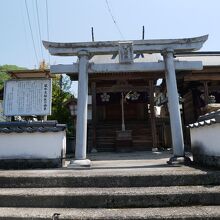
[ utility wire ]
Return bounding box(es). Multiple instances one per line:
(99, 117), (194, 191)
(24, 0), (38, 66)
(35, 0), (44, 60)
(20, 2), (32, 67)
(105, 0), (125, 40)
(46, 0), (50, 64)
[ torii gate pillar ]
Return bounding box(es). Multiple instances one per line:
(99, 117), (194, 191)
(162, 49), (185, 163)
(69, 51), (91, 168)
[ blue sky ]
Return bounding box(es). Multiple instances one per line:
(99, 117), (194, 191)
(1, 0), (220, 69)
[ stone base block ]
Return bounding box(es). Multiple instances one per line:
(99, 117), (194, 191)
(68, 159), (91, 169)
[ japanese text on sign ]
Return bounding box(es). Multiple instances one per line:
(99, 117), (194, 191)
(3, 79), (52, 116)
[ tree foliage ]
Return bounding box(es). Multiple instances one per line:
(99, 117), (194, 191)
(48, 75), (74, 136)
(0, 65), (26, 90)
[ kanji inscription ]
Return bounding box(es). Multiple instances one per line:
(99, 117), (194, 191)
(119, 42), (134, 64)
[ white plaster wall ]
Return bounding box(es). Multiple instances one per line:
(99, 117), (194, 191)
(0, 131), (66, 159)
(190, 124), (220, 156)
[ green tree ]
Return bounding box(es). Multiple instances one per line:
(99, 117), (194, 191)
(48, 74), (74, 136)
(0, 65), (26, 89)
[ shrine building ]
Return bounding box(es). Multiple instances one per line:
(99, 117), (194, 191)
(68, 53), (220, 153)
(69, 53), (162, 152)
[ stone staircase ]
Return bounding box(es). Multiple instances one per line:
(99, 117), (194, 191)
(0, 167), (220, 219)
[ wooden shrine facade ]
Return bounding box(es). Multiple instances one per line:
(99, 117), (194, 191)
(180, 65), (220, 124)
(180, 64), (220, 147)
(69, 67), (161, 152)
(66, 54), (220, 152)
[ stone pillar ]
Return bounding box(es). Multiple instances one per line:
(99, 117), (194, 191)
(69, 51), (91, 168)
(162, 49), (184, 157)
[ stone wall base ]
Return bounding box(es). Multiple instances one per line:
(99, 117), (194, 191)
(0, 158), (63, 169)
(193, 154), (220, 168)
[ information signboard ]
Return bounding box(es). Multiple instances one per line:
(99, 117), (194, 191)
(4, 79), (52, 116)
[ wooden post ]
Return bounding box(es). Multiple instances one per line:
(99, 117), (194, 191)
(121, 92), (125, 131)
(142, 26), (145, 40)
(149, 80), (158, 150)
(91, 27), (94, 42)
(203, 81), (209, 105)
(91, 81), (97, 152)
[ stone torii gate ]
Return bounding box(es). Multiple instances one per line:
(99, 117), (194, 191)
(43, 35), (208, 168)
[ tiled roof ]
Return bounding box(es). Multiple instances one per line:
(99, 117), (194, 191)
(188, 119), (217, 128)
(188, 110), (220, 128)
(0, 121), (66, 133)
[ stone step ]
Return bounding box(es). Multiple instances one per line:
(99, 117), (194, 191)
(0, 170), (220, 188)
(0, 206), (220, 219)
(0, 186), (220, 208)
